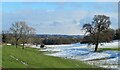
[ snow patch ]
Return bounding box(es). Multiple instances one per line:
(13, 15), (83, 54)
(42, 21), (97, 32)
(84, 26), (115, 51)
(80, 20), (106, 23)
(37, 40), (120, 68)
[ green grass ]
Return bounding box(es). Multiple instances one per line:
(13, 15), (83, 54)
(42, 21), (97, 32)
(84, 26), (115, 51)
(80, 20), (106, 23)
(99, 48), (120, 51)
(2, 45), (95, 68)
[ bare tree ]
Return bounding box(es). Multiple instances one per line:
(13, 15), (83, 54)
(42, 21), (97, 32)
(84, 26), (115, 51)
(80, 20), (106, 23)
(82, 15), (111, 52)
(10, 22), (23, 48)
(20, 22), (35, 49)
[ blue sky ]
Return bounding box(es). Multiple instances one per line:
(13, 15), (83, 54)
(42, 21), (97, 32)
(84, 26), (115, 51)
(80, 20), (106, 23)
(2, 2), (118, 35)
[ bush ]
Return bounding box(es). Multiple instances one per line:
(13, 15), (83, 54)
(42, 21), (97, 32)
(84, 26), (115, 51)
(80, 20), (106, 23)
(40, 44), (45, 48)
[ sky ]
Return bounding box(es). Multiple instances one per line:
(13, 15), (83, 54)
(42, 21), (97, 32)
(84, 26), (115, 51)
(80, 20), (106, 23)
(1, 0), (120, 2)
(1, 2), (118, 35)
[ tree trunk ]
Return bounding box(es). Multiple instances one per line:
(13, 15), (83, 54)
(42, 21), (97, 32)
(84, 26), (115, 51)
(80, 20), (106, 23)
(94, 31), (100, 52)
(15, 43), (17, 48)
(94, 43), (99, 52)
(15, 39), (18, 48)
(22, 42), (25, 49)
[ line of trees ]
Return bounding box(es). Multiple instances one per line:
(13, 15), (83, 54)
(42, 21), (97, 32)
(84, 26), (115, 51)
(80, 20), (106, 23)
(42, 37), (81, 45)
(2, 26), (120, 47)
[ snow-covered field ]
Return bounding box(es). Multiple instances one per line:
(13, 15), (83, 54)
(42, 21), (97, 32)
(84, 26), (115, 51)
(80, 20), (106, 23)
(31, 40), (119, 69)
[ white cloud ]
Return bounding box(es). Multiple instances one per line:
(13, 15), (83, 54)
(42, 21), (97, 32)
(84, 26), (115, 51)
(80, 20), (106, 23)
(3, 10), (88, 35)
(3, 9), (118, 35)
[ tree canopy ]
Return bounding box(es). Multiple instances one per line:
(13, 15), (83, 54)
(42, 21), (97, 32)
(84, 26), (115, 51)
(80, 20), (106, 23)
(82, 15), (111, 52)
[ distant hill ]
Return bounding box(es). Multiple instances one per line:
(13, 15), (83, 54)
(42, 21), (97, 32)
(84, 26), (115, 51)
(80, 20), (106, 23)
(35, 34), (84, 39)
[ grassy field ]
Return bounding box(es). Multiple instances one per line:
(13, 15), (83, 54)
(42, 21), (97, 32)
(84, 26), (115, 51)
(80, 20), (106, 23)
(2, 45), (95, 68)
(99, 48), (120, 51)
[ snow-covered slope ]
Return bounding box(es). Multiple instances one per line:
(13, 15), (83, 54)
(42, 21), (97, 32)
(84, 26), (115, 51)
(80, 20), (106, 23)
(32, 40), (119, 68)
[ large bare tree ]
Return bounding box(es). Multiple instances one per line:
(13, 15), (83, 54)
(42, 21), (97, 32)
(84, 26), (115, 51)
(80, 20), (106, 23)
(82, 15), (111, 52)
(10, 22), (23, 48)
